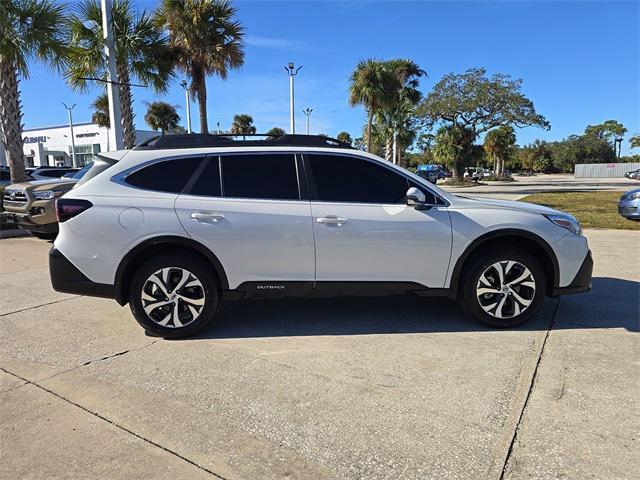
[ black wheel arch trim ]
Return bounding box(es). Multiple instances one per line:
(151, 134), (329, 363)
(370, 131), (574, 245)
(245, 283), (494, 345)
(448, 229), (561, 297)
(114, 235), (229, 305)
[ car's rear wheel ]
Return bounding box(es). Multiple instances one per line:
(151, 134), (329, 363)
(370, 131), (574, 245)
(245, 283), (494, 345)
(460, 247), (546, 328)
(129, 254), (220, 338)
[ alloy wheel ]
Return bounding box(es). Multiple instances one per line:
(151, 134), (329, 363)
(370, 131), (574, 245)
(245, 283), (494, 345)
(140, 267), (205, 328)
(476, 261), (536, 319)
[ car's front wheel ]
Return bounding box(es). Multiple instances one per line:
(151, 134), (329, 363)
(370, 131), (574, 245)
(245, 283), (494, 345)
(460, 247), (546, 328)
(129, 253), (220, 338)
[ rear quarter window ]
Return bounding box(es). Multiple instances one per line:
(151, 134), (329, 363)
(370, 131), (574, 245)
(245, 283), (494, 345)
(76, 157), (117, 187)
(125, 157), (204, 193)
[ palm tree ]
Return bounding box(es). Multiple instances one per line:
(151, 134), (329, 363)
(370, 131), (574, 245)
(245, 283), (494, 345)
(1, 0), (68, 183)
(67, 0), (174, 148)
(336, 131), (353, 145)
(366, 60), (425, 163)
(484, 125), (516, 175)
(230, 114), (256, 138)
(376, 98), (419, 165)
(266, 127), (285, 137)
(91, 93), (110, 128)
(156, 0), (244, 134)
(433, 124), (476, 180)
(350, 59), (425, 156)
(144, 101), (181, 134)
(349, 59), (389, 152)
(386, 59), (425, 105)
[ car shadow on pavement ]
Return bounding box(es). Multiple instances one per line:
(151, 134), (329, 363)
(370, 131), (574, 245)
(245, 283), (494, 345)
(192, 277), (638, 339)
(553, 277), (639, 332)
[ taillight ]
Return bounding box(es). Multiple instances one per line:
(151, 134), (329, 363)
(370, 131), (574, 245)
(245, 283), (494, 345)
(56, 198), (93, 223)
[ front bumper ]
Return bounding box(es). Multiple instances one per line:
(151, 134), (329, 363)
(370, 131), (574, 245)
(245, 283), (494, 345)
(1, 211), (58, 233)
(49, 248), (115, 298)
(551, 250), (593, 296)
(617, 200), (640, 219)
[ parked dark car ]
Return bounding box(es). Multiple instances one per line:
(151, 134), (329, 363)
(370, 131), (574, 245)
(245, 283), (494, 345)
(29, 167), (78, 181)
(416, 164), (445, 184)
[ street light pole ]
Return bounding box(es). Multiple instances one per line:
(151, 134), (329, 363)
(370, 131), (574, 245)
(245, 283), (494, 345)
(302, 108), (313, 135)
(63, 103), (77, 167)
(284, 63), (302, 134)
(180, 80), (192, 133)
(101, 0), (124, 150)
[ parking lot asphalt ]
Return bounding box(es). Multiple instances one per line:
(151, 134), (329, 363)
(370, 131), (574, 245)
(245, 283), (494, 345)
(0, 230), (638, 480)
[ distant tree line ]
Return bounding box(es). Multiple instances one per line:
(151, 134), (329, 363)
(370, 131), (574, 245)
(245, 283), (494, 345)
(406, 120), (638, 175)
(512, 120), (637, 173)
(348, 64), (638, 178)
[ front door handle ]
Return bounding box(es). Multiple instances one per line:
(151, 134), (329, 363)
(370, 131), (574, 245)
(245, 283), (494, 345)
(190, 212), (225, 223)
(316, 215), (348, 226)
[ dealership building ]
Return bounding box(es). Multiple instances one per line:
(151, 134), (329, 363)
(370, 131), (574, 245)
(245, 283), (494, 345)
(0, 122), (156, 168)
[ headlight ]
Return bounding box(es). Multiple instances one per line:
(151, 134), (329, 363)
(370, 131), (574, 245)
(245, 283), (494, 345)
(33, 190), (63, 200)
(545, 214), (582, 235)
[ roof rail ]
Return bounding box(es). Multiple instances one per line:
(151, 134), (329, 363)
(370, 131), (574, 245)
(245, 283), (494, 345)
(133, 133), (355, 150)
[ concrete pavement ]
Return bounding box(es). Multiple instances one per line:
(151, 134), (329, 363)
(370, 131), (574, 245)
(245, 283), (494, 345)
(439, 173), (639, 200)
(0, 230), (638, 479)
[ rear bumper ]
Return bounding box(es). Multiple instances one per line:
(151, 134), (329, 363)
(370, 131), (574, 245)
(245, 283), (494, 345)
(49, 247), (115, 298)
(551, 250), (593, 296)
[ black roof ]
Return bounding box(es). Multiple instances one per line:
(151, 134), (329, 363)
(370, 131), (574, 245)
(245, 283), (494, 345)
(134, 133), (354, 150)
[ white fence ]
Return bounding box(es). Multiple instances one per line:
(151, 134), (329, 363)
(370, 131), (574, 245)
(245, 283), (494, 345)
(574, 162), (640, 178)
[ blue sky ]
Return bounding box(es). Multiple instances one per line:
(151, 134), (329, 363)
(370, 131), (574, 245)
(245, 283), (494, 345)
(22, 0), (640, 154)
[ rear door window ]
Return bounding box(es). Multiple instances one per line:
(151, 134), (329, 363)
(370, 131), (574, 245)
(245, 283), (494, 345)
(221, 154), (299, 200)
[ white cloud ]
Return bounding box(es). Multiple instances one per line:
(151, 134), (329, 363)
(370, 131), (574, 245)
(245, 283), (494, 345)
(245, 35), (311, 50)
(245, 35), (294, 48)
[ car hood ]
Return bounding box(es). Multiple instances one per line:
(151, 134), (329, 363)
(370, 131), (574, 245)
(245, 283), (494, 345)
(620, 188), (640, 200)
(453, 195), (567, 216)
(7, 178), (77, 191)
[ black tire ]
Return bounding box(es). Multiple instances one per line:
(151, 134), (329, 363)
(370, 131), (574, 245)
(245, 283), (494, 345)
(460, 247), (546, 328)
(129, 253), (220, 338)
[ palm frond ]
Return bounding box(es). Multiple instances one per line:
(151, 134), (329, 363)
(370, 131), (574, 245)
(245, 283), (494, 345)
(1, 0), (70, 77)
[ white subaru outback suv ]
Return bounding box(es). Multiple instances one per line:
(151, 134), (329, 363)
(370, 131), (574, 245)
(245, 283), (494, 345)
(50, 134), (592, 338)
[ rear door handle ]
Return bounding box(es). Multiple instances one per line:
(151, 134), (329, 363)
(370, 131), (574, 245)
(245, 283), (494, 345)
(190, 212), (224, 223)
(316, 215), (348, 226)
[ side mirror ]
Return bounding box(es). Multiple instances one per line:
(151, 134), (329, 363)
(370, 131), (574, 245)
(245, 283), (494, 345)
(406, 187), (426, 206)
